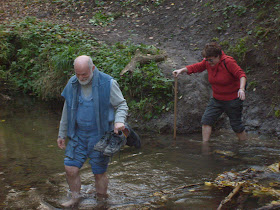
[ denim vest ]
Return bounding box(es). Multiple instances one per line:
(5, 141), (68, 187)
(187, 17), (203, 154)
(61, 68), (114, 142)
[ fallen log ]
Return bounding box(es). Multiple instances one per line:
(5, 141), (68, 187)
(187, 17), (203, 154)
(120, 49), (167, 76)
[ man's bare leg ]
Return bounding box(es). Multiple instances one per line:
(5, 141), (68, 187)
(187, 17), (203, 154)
(62, 166), (81, 207)
(236, 130), (247, 141)
(95, 173), (108, 199)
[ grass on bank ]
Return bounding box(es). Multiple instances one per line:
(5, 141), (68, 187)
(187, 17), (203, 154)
(0, 17), (173, 120)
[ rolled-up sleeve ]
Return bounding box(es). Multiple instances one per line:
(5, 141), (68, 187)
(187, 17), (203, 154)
(110, 80), (128, 123)
(58, 101), (68, 138)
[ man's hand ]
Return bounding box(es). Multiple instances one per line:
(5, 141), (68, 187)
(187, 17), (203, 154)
(57, 138), (66, 149)
(114, 122), (125, 134)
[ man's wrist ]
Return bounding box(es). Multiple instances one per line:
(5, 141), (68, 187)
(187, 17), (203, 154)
(58, 136), (65, 140)
(239, 88), (245, 91)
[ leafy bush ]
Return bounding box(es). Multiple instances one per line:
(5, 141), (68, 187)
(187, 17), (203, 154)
(0, 17), (97, 98)
(91, 42), (173, 119)
(0, 17), (173, 120)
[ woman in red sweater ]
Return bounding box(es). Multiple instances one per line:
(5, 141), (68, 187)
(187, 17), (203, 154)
(173, 42), (247, 143)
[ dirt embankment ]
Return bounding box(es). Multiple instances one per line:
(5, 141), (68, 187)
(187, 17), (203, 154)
(1, 0), (279, 137)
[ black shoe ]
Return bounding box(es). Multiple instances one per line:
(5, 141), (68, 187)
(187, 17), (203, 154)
(125, 124), (141, 149)
(94, 131), (112, 152)
(103, 131), (126, 157)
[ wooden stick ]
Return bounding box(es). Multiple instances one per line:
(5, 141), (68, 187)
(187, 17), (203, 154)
(162, 183), (203, 194)
(217, 182), (243, 210)
(173, 77), (178, 139)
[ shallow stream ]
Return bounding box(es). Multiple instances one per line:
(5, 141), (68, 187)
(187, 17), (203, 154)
(0, 97), (279, 209)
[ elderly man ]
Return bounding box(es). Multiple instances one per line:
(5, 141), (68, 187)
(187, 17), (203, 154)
(57, 55), (128, 207)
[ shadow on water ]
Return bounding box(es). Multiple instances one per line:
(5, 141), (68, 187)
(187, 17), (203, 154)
(0, 97), (279, 209)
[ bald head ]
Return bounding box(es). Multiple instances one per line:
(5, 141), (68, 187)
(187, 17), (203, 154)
(74, 55), (95, 85)
(73, 55), (94, 70)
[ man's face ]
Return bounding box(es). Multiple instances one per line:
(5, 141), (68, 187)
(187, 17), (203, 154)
(75, 65), (93, 85)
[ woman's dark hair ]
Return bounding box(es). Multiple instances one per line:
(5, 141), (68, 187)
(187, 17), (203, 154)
(202, 42), (222, 58)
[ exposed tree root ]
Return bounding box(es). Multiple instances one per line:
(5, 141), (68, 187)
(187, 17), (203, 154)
(120, 49), (167, 76)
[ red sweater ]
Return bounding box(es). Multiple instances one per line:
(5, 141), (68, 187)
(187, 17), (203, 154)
(186, 52), (246, 101)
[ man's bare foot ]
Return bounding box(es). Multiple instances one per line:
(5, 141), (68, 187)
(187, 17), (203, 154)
(61, 198), (79, 208)
(96, 193), (109, 208)
(96, 193), (108, 201)
(236, 130), (247, 141)
(61, 192), (81, 208)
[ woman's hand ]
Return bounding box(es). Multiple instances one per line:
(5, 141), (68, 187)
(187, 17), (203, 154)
(239, 77), (246, 100)
(173, 67), (187, 77)
(238, 89), (246, 100)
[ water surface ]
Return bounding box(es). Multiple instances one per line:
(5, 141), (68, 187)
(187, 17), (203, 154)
(0, 97), (279, 209)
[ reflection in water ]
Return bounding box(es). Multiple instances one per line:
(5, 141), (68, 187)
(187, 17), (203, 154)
(0, 98), (279, 209)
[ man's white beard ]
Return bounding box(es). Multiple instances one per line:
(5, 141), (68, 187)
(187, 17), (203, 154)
(78, 70), (93, 86)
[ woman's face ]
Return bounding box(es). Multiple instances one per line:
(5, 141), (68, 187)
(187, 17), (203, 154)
(205, 56), (220, 66)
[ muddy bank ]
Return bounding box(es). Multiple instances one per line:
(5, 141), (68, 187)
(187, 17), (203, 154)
(1, 0), (279, 138)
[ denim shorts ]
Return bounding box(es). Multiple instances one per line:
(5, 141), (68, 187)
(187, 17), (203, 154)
(201, 97), (245, 133)
(64, 138), (110, 174)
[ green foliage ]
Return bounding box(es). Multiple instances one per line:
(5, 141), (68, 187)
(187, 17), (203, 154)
(120, 61), (173, 120)
(254, 26), (270, 39)
(0, 17), (173, 120)
(251, 0), (269, 7)
(220, 37), (248, 63)
(244, 66), (252, 74)
(274, 57), (280, 75)
(119, 0), (165, 7)
(0, 31), (15, 71)
(0, 17), (97, 98)
(152, 0), (165, 6)
(275, 110), (280, 118)
(205, 2), (247, 19)
(206, 0), (279, 45)
(211, 37), (220, 42)
(222, 4), (247, 18)
(90, 42), (173, 120)
(247, 81), (257, 90)
(94, 0), (107, 7)
(203, 0), (214, 7)
(89, 11), (115, 26)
